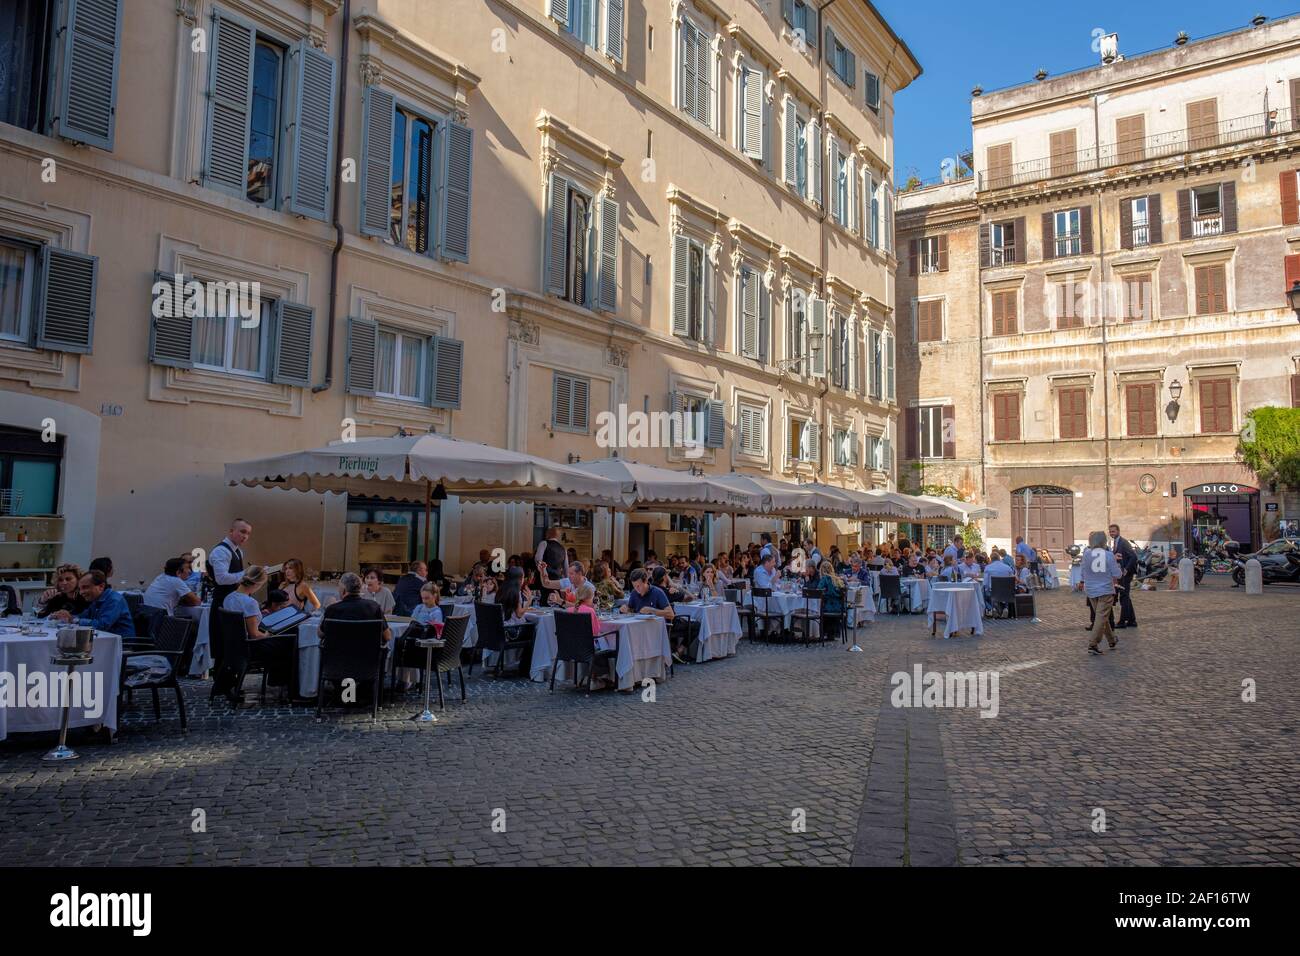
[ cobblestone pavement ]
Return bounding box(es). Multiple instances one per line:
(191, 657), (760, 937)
(1, 576), (1296, 866)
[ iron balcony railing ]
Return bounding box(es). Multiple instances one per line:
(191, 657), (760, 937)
(979, 108), (1297, 191)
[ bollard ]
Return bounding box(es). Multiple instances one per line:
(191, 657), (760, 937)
(1178, 557), (1195, 591)
(1245, 558), (1263, 595)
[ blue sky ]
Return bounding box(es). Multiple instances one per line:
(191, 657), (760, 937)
(875, 1), (1298, 184)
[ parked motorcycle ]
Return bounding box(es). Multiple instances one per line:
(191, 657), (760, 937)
(1135, 547), (1168, 584)
(1232, 548), (1300, 586)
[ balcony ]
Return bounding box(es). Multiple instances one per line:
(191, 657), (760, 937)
(990, 244), (1017, 265)
(979, 108), (1296, 191)
(1191, 216), (1223, 237)
(1130, 223), (1150, 246)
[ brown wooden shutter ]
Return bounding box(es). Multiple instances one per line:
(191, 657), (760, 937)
(1116, 114), (1145, 163)
(1212, 265), (1227, 313)
(1059, 388), (1087, 439)
(993, 392), (1020, 441)
(1050, 129), (1077, 176)
(991, 291), (1004, 336)
(937, 234), (949, 272)
(1178, 189), (1192, 240)
(1125, 383), (1156, 437)
(1042, 211), (1055, 260)
(1119, 197), (1133, 250)
(1221, 181), (1238, 234)
(1199, 378), (1232, 433)
(1124, 274), (1151, 321)
(978, 223), (991, 268)
(1124, 385), (1140, 436)
(1194, 266), (1210, 315)
(1291, 373), (1300, 408)
(908, 238), (919, 276)
(1187, 98), (1219, 149)
(1013, 217), (1026, 263)
(904, 406), (918, 459)
(1079, 204), (1093, 255)
(1286, 254), (1300, 294)
(1282, 170), (1299, 226)
(941, 404), (956, 458)
(1148, 194), (1162, 244)
(987, 143), (1011, 188)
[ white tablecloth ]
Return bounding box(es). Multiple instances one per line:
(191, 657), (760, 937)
(530, 613), (669, 690)
(741, 590), (812, 629)
(297, 616), (409, 699)
(846, 585), (875, 627)
(0, 625), (121, 741)
(900, 577), (929, 613)
(673, 602), (742, 662)
(927, 585), (984, 639)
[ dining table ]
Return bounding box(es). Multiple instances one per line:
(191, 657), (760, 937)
(0, 621), (122, 742)
(927, 583), (985, 639)
(671, 600), (743, 662)
(530, 611), (671, 690)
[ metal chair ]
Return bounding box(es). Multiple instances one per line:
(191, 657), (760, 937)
(120, 616), (198, 732)
(209, 608), (272, 706)
(551, 611), (615, 692)
(790, 587), (823, 644)
(315, 617), (387, 721)
(749, 587), (784, 643)
(878, 575), (904, 615)
(472, 601), (535, 678)
(989, 576), (1016, 618)
(431, 614), (469, 708)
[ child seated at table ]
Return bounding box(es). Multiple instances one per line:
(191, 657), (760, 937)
(411, 581), (445, 627)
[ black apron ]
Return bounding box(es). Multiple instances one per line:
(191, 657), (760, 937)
(206, 540), (243, 671)
(539, 539), (566, 605)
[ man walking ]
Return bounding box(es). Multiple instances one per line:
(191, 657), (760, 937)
(1109, 523), (1138, 629)
(1082, 531), (1122, 655)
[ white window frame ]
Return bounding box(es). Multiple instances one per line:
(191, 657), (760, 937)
(786, 288), (808, 367)
(193, 299), (273, 379)
(1191, 184), (1223, 237)
(917, 405), (944, 460)
(834, 147), (849, 227)
(0, 238), (37, 346)
(375, 326), (428, 403)
(919, 236), (942, 274)
(1130, 196), (1150, 247)
(787, 415), (812, 463)
(991, 220), (1015, 264)
(1055, 208), (1082, 258)
(795, 113), (809, 197)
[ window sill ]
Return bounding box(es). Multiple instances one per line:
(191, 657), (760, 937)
(149, 365), (303, 416)
(0, 341), (80, 392)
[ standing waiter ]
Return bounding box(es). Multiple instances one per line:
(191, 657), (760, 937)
(1108, 522), (1138, 629)
(534, 525), (566, 607)
(206, 518), (252, 670)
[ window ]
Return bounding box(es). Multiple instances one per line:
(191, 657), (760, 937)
(884, 331), (895, 400)
(677, 393), (707, 447)
(834, 149), (849, 227)
(738, 404), (766, 456)
(1116, 114), (1146, 163)
(1056, 281), (1085, 329)
(1198, 378), (1233, 434)
(1049, 129), (1077, 177)
(824, 23), (855, 87)
(868, 328), (882, 400)
(376, 328), (426, 402)
(544, 172), (617, 311)
(991, 221), (1016, 265)
(565, 0), (596, 47)
(991, 289), (1017, 335)
(868, 434), (886, 471)
(916, 406), (945, 459)
(1130, 197), (1150, 247)
(552, 372), (590, 432)
(865, 71), (880, 113)
(678, 15), (712, 129)
(789, 0), (811, 39)
(246, 41), (285, 205)
(1054, 209), (1082, 257)
(1193, 264), (1227, 315)
(737, 63), (766, 163)
(672, 235), (710, 342)
(916, 236), (947, 274)
(0, 0), (122, 149)
(1123, 274), (1152, 321)
(786, 291), (807, 367)
(795, 116), (808, 196)
(736, 264), (768, 362)
(992, 392), (1020, 441)
(547, 0), (623, 60)
(830, 313), (850, 387)
(194, 298), (272, 378)
(1191, 185), (1223, 236)
(866, 171), (878, 246)
(916, 299), (943, 343)
(832, 428), (857, 467)
(1058, 387), (1088, 439)
(787, 417), (819, 463)
(1125, 383), (1157, 437)
(1186, 98), (1219, 150)
(0, 239), (37, 345)
(986, 143), (1012, 189)
(389, 109), (438, 254)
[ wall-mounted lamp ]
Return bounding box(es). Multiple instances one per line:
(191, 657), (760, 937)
(1287, 281), (1300, 321)
(1165, 379), (1183, 423)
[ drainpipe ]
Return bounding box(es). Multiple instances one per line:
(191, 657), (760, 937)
(1094, 92), (1112, 525)
(814, 0), (839, 486)
(313, 0), (351, 394)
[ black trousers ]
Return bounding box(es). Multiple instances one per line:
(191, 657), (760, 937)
(1115, 571), (1136, 626)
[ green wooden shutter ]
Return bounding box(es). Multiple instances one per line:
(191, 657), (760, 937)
(596, 193), (618, 312)
(742, 67), (763, 159)
(604, 0), (624, 62)
(428, 336), (464, 409)
(544, 172), (569, 296)
(271, 301), (313, 386)
(807, 421), (821, 464)
(148, 272), (193, 368)
(758, 281), (770, 364)
(285, 42), (336, 221)
(705, 399), (725, 448)
(547, 0), (568, 25)
(359, 86), (396, 238)
(345, 316), (378, 395)
(671, 233), (690, 336)
(37, 247), (97, 354)
(203, 9), (255, 196)
(441, 121), (473, 262)
(784, 98), (797, 186)
(54, 0), (122, 150)
(810, 121), (822, 205)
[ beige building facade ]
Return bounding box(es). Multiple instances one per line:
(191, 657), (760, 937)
(0, 0), (919, 589)
(898, 17), (1300, 555)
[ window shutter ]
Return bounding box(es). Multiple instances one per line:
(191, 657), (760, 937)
(203, 9), (255, 196)
(908, 238), (918, 276)
(1221, 181), (1238, 234)
(807, 420), (821, 464)
(1116, 114), (1145, 163)
(547, 0), (568, 24)
(1177, 188), (1192, 240)
(703, 249), (716, 345)
(681, 22), (697, 120)
(1199, 379), (1231, 433)
(742, 68), (763, 160)
(148, 271), (192, 367)
(782, 0), (795, 26)
(359, 85), (396, 238)
(830, 140), (841, 220)
(37, 247), (97, 354)
(1282, 171), (1300, 226)
(866, 173), (877, 245)
(1041, 212), (1055, 260)
(705, 399), (725, 448)
(783, 98), (797, 186)
(54, 0), (122, 150)
(1125, 385), (1140, 437)
(885, 332), (895, 399)
(603, 0), (624, 63)
(990, 291), (1003, 336)
(345, 316), (378, 395)
(671, 233), (690, 336)
(884, 187), (893, 252)
(596, 193), (619, 312)
(1194, 266), (1210, 315)
(758, 282), (771, 364)
(1285, 254), (1300, 293)
(1079, 205), (1093, 255)
(554, 375), (573, 429)
(807, 6), (818, 49)
(1146, 197), (1161, 245)
(428, 336), (464, 409)
(810, 296), (826, 376)
(1013, 217), (1026, 263)
(810, 121), (822, 205)
(1119, 197), (1133, 250)
(824, 24), (835, 60)
(440, 121), (474, 262)
(571, 377), (589, 431)
(882, 436), (891, 473)
(849, 156), (860, 234)
(544, 172), (569, 296)
(1291, 374), (1300, 408)
(740, 267), (758, 358)
(978, 223), (990, 268)
(846, 51), (856, 87)
(285, 43), (336, 222)
(695, 23), (712, 129)
(937, 235), (948, 272)
(866, 71), (879, 112)
(904, 407), (918, 460)
(942, 404), (956, 458)
(271, 301), (313, 386)
(1058, 388), (1086, 439)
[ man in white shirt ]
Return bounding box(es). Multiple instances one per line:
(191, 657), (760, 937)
(960, 555), (982, 580)
(983, 555), (1015, 596)
(206, 518), (251, 670)
(943, 536), (963, 564)
(753, 552), (779, 591)
(143, 556), (201, 614)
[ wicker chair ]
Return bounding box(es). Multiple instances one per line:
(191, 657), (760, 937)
(121, 616), (197, 731)
(315, 617), (387, 721)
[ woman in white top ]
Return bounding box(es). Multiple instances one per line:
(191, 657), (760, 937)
(221, 566), (293, 695)
(362, 569), (396, 614)
(223, 566), (269, 638)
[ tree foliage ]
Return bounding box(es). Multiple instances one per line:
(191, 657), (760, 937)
(1237, 407), (1300, 488)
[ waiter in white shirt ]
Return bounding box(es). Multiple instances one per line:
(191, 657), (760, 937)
(206, 518), (251, 671)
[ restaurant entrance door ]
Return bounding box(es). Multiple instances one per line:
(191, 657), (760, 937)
(1183, 483), (1259, 554)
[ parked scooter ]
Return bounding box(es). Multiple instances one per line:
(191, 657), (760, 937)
(1135, 547), (1168, 584)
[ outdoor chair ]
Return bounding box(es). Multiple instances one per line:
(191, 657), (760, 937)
(878, 575), (904, 615)
(120, 616), (198, 732)
(748, 587), (784, 643)
(989, 577), (1016, 618)
(790, 586), (823, 644)
(315, 617), (387, 722)
(551, 610), (616, 692)
(210, 608), (272, 707)
(472, 601), (535, 678)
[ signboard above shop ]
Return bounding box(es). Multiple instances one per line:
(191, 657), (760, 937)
(1184, 484), (1259, 496)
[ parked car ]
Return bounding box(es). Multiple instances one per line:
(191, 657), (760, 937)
(1230, 537), (1300, 586)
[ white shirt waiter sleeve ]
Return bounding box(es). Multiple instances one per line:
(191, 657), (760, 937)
(210, 539), (244, 586)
